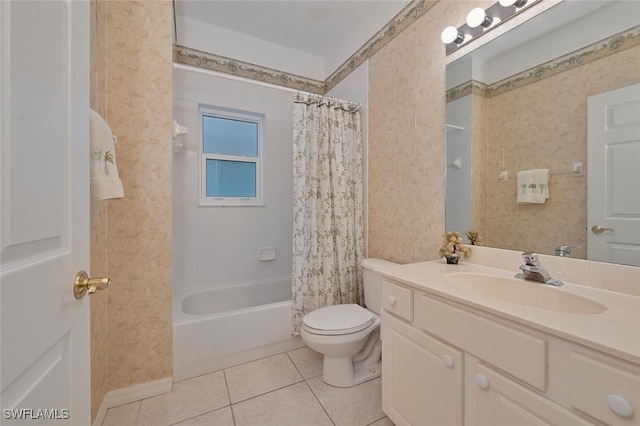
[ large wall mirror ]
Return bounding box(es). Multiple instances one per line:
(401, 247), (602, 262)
(445, 0), (640, 267)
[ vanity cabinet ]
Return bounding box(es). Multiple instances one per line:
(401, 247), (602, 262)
(568, 352), (640, 425)
(472, 362), (590, 425)
(382, 311), (462, 426)
(381, 278), (640, 426)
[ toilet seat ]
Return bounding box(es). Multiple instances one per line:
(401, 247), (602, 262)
(302, 304), (375, 336)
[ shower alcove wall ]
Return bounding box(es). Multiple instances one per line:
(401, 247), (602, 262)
(171, 66), (303, 380)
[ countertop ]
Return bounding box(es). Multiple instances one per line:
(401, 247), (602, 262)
(379, 259), (640, 365)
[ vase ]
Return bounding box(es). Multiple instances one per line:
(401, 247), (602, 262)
(446, 254), (459, 265)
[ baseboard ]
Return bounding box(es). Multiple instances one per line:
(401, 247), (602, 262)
(92, 377), (173, 426)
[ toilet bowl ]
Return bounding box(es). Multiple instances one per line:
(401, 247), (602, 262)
(300, 258), (398, 387)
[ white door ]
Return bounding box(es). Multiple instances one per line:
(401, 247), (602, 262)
(588, 83), (640, 267)
(1, 1), (91, 424)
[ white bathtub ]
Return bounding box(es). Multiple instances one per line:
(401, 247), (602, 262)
(173, 278), (304, 381)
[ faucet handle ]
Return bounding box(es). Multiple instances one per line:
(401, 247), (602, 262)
(522, 252), (539, 266)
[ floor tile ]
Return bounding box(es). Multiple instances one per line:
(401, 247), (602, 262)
(307, 377), (385, 426)
(224, 353), (303, 403)
(136, 371), (230, 426)
(287, 346), (324, 379)
(102, 401), (140, 426)
(232, 382), (333, 426)
(172, 406), (235, 426)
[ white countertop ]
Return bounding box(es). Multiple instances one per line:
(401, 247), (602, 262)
(379, 258), (640, 365)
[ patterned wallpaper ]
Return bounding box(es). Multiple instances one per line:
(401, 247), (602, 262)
(90, 1), (174, 421)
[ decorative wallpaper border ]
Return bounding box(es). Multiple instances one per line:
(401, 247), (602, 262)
(324, 0), (438, 93)
(174, 46), (326, 93)
(447, 24), (640, 103)
(173, 0), (438, 94)
(446, 80), (487, 103)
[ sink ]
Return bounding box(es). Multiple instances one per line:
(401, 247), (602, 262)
(445, 272), (607, 315)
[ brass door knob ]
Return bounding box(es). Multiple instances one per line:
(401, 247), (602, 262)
(74, 270), (110, 299)
(591, 225), (615, 235)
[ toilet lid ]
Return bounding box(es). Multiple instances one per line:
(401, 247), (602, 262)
(302, 304), (374, 336)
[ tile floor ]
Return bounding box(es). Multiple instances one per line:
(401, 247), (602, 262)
(102, 347), (395, 426)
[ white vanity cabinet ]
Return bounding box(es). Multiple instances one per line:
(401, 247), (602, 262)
(471, 362), (591, 425)
(381, 277), (640, 426)
(382, 312), (463, 426)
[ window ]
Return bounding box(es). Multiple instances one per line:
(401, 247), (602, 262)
(199, 106), (264, 206)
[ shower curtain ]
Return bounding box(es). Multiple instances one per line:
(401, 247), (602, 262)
(291, 93), (364, 335)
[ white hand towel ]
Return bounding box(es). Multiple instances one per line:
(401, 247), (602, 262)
(517, 169), (550, 204)
(90, 109), (124, 200)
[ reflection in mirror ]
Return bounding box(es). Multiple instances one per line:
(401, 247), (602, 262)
(445, 0), (640, 266)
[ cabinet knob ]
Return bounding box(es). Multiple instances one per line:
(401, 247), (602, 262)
(475, 374), (490, 390)
(606, 395), (633, 418)
(387, 296), (397, 306)
(442, 354), (454, 368)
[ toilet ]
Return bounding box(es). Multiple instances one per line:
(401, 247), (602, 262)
(300, 258), (399, 387)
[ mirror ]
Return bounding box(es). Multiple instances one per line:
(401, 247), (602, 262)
(445, 0), (640, 266)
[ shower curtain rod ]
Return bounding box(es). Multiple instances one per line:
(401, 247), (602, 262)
(294, 92), (361, 112)
(173, 63), (361, 111)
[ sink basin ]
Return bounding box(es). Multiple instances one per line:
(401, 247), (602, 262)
(445, 272), (607, 315)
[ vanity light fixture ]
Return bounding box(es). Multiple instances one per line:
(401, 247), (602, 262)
(442, 0), (539, 54)
(467, 8), (493, 29)
(441, 26), (465, 45)
(499, 0), (528, 8)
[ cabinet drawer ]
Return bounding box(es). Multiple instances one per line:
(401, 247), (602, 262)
(569, 352), (640, 424)
(382, 280), (413, 322)
(415, 294), (547, 391)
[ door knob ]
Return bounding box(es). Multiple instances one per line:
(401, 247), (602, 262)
(591, 225), (614, 234)
(73, 270), (110, 299)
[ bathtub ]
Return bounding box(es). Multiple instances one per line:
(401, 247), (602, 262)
(173, 278), (304, 381)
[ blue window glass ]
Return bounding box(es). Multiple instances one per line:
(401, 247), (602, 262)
(203, 115), (258, 157)
(206, 159), (256, 197)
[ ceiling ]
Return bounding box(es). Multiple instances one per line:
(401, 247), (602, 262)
(174, 1), (410, 59)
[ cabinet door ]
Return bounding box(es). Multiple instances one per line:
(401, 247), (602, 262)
(473, 363), (591, 426)
(382, 312), (462, 426)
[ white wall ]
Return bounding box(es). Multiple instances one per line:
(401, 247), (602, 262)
(172, 66), (295, 294)
(176, 2), (407, 82)
(445, 96), (472, 237)
(176, 16), (325, 81)
(172, 61), (370, 294)
(322, 2), (409, 77)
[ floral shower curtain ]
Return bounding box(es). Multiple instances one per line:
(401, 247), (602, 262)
(291, 93), (365, 335)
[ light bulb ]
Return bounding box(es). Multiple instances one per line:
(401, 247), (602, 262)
(499, 0), (527, 7)
(441, 26), (464, 44)
(467, 8), (493, 28)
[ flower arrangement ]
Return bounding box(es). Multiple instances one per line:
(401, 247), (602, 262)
(465, 230), (482, 246)
(438, 231), (471, 263)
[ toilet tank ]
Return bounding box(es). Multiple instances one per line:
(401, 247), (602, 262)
(361, 258), (399, 315)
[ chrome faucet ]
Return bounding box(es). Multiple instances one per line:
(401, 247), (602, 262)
(515, 252), (563, 286)
(555, 245), (580, 257)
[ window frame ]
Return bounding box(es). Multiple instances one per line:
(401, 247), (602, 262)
(198, 105), (265, 207)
